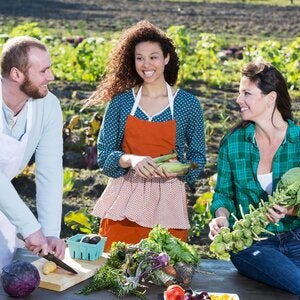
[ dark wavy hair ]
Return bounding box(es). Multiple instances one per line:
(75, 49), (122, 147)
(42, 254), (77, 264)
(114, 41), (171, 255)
(87, 20), (179, 105)
(230, 60), (293, 133)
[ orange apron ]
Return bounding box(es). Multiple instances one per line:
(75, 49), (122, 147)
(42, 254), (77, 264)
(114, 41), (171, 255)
(99, 84), (188, 251)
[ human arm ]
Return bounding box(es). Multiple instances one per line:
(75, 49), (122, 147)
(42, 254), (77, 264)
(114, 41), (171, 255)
(34, 94), (65, 257)
(97, 95), (133, 178)
(178, 94), (206, 185)
(210, 136), (238, 229)
(208, 140), (237, 240)
(0, 171), (42, 238)
(0, 170), (53, 255)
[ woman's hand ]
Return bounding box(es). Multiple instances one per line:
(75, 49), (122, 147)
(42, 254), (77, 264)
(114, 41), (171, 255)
(208, 207), (230, 240)
(123, 155), (162, 178)
(267, 204), (290, 223)
(208, 216), (229, 240)
(120, 154), (185, 179)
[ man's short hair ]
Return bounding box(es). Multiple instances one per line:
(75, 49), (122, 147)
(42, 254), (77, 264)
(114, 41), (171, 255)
(0, 36), (47, 78)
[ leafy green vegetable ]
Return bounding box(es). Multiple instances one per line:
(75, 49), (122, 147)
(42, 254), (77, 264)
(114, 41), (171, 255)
(139, 225), (200, 266)
(78, 225), (200, 298)
(210, 167), (300, 260)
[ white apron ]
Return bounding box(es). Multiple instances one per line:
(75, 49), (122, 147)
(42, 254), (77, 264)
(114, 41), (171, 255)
(0, 80), (32, 269)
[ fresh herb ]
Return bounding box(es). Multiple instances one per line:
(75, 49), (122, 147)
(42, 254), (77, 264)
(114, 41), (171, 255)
(78, 225), (200, 298)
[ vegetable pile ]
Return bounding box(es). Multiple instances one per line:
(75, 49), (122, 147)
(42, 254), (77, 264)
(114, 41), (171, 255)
(78, 225), (200, 298)
(1, 261), (40, 298)
(210, 167), (300, 260)
(165, 285), (236, 300)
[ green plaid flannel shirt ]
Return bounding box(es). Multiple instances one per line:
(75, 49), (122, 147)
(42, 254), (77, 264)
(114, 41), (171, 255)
(211, 119), (300, 233)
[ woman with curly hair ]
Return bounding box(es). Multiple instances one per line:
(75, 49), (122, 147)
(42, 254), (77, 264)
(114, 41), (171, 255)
(89, 20), (206, 250)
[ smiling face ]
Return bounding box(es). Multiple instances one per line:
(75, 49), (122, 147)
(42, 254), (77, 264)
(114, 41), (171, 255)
(19, 47), (54, 99)
(134, 41), (169, 84)
(236, 76), (272, 123)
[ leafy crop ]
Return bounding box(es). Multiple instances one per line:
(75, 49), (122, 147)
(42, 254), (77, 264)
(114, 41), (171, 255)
(210, 168), (300, 260)
(0, 22), (298, 92)
(78, 225), (200, 298)
(64, 208), (100, 234)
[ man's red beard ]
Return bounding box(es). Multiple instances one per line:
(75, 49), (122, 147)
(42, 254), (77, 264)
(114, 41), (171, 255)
(20, 76), (48, 99)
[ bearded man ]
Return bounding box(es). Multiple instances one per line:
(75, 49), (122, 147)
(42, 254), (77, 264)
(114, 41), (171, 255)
(0, 36), (65, 269)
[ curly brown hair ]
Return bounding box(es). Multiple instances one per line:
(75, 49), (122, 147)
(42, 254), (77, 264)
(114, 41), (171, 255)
(87, 20), (179, 105)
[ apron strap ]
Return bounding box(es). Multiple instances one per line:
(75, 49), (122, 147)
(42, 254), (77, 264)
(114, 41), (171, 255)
(0, 80), (33, 134)
(166, 83), (174, 118)
(130, 86), (142, 116)
(130, 83), (175, 119)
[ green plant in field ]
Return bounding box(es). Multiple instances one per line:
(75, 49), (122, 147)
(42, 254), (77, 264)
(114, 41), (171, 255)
(64, 208), (100, 234)
(49, 36), (113, 82)
(77, 20), (88, 37)
(204, 102), (233, 140)
(244, 38), (300, 90)
(190, 174), (217, 238)
(0, 21), (298, 99)
(63, 168), (76, 196)
(167, 25), (193, 85)
(10, 22), (46, 39)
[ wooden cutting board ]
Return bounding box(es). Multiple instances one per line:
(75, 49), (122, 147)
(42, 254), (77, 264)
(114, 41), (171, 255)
(31, 250), (107, 291)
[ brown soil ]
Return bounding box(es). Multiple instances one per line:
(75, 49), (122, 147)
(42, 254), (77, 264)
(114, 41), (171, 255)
(3, 0), (300, 243)
(0, 0), (299, 38)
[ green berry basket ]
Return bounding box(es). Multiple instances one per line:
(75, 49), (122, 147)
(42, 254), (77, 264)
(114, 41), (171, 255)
(67, 234), (107, 261)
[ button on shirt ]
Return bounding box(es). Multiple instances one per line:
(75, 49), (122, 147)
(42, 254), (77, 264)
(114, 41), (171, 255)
(2, 101), (27, 139)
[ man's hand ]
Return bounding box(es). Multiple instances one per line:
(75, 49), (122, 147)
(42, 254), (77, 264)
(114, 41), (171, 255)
(24, 228), (48, 256)
(47, 236), (66, 260)
(24, 230), (66, 260)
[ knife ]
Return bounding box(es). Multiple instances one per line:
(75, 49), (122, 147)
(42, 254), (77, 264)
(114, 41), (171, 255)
(42, 253), (78, 274)
(16, 233), (78, 274)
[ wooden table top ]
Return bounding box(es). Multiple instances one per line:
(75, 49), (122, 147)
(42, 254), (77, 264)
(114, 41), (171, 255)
(0, 248), (297, 299)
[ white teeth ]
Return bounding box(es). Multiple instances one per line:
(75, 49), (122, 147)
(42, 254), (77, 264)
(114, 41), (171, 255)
(241, 107), (248, 112)
(144, 71), (155, 77)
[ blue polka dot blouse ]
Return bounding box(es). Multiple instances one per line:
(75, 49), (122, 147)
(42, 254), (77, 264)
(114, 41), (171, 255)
(97, 88), (206, 185)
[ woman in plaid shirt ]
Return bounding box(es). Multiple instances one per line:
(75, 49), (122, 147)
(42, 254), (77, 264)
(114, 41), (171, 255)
(209, 60), (300, 296)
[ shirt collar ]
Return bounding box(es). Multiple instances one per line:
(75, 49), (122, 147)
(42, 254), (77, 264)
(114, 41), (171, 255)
(244, 119), (298, 143)
(286, 119), (299, 143)
(244, 122), (255, 143)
